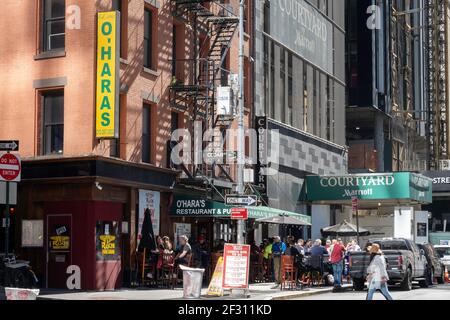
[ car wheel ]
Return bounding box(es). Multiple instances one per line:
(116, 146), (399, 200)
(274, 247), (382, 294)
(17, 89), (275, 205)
(401, 268), (413, 291)
(437, 270), (445, 284)
(353, 278), (365, 291)
(420, 267), (432, 288)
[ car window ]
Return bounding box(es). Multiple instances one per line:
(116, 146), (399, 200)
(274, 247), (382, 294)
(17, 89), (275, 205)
(435, 248), (450, 258)
(375, 241), (408, 250)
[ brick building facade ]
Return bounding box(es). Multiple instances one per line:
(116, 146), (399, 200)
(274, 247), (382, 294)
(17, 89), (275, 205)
(0, 0), (252, 290)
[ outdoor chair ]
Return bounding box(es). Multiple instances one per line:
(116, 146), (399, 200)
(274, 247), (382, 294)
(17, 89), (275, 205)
(138, 248), (157, 287)
(280, 255), (297, 290)
(159, 252), (175, 289)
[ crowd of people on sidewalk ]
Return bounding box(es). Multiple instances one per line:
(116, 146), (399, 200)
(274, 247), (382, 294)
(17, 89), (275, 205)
(251, 236), (393, 300)
(249, 236), (363, 290)
(144, 233), (393, 300)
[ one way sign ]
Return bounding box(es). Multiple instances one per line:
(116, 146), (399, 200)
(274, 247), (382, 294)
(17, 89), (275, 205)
(0, 140), (19, 152)
(225, 195), (258, 206)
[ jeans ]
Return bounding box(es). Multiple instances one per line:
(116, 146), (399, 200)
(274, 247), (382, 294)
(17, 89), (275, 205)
(332, 262), (343, 286)
(366, 283), (393, 300)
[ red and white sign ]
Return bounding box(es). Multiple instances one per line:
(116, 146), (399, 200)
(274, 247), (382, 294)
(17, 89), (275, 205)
(230, 208), (248, 220)
(222, 243), (250, 289)
(0, 153), (21, 182)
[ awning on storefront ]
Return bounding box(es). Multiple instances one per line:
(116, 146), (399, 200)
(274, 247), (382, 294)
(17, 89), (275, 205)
(305, 172), (432, 206)
(169, 194), (311, 224)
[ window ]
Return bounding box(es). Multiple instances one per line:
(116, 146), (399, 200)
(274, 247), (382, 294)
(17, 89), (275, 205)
(112, 0), (126, 58)
(42, 91), (64, 155)
(42, 0), (65, 52)
(142, 104), (151, 163)
(111, 0), (121, 11)
(144, 9), (153, 69)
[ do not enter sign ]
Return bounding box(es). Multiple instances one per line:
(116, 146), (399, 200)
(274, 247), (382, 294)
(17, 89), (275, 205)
(0, 153), (21, 182)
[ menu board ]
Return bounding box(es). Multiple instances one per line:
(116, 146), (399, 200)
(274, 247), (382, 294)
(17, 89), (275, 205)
(222, 244), (250, 289)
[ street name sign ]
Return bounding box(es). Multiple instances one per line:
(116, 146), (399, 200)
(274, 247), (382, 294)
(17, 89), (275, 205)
(225, 195), (257, 206)
(0, 140), (19, 152)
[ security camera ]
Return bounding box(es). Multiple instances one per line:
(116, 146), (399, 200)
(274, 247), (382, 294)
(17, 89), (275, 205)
(95, 182), (103, 191)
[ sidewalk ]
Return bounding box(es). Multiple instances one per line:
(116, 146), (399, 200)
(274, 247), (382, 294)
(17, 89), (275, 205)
(34, 283), (352, 301)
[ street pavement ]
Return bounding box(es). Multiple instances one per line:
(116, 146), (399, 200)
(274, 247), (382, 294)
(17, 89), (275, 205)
(290, 284), (450, 300)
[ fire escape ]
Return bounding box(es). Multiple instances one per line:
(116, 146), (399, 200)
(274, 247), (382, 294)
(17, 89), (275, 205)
(426, 0), (449, 169)
(169, 0), (239, 193)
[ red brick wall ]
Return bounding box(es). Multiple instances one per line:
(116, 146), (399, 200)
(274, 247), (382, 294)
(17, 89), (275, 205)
(0, 0), (252, 172)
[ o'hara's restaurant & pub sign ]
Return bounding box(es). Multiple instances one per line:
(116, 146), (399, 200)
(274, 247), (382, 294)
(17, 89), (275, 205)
(170, 195), (311, 224)
(306, 172), (432, 204)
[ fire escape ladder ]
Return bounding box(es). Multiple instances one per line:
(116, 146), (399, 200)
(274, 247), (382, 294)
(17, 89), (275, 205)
(170, 0), (238, 184)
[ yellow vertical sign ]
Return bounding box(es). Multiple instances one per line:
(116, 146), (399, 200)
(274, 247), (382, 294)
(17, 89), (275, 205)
(96, 11), (120, 138)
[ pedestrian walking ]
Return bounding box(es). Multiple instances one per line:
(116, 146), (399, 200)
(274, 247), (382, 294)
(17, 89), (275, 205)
(330, 238), (346, 291)
(271, 236), (286, 289)
(366, 244), (393, 300)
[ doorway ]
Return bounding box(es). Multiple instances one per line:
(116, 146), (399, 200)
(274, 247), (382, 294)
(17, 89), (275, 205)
(46, 214), (72, 288)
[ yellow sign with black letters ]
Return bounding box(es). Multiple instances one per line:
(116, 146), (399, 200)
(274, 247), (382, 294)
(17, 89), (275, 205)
(96, 11), (120, 138)
(50, 236), (70, 250)
(99, 235), (116, 255)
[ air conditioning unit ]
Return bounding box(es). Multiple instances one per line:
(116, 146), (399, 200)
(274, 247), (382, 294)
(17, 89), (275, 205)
(440, 160), (450, 171)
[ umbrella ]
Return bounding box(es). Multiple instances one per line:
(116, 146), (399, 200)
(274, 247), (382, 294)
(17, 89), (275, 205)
(321, 220), (370, 237)
(256, 214), (311, 240)
(256, 214), (311, 226)
(138, 208), (156, 252)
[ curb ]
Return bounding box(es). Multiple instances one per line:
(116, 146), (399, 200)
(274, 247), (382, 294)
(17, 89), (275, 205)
(270, 285), (353, 300)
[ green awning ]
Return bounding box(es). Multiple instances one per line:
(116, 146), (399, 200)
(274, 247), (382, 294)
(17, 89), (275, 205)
(245, 206), (311, 225)
(306, 172), (432, 205)
(170, 195), (311, 224)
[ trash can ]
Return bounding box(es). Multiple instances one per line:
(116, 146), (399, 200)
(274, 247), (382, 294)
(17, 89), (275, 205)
(5, 288), (40, 300)
(179, 265), (205, 299)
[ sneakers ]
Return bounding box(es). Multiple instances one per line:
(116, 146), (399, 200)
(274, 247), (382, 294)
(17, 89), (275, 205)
(271, 284), (280, 289)
(332, 284), (343, 292)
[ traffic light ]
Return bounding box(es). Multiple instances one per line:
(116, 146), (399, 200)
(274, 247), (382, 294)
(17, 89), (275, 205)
(9, 206), (15, 215)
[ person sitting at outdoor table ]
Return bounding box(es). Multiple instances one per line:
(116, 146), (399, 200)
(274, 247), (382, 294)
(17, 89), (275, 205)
(346, 239), (361, 252)
(304, 239), (313, 255)
(175, 235), (192, 266)
(310, 239), (329, 257)
(295, 239), (305, 255)
(162, 236), (173, 254)
(286, 239), (300, 258)
(271, 236), (286, 289)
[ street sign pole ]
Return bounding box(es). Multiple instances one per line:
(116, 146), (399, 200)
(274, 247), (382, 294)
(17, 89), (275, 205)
(232, 0), (248, 298)
(4, 179), (9, 256)
(352, 196), (360, 245)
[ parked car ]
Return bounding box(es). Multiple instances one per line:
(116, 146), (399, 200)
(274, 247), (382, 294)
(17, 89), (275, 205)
(417, 243), (445, 285)
(349, 238), (427, 291)
(434, 245), (450, 270)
